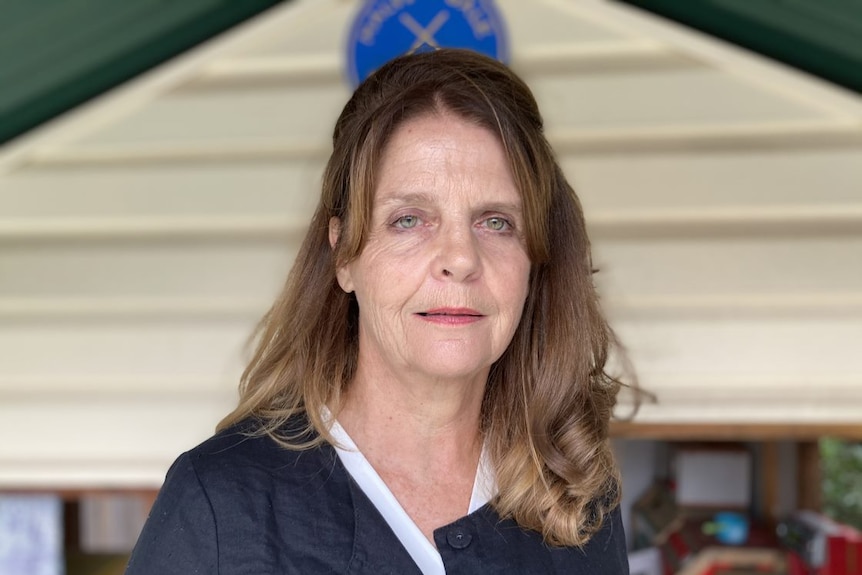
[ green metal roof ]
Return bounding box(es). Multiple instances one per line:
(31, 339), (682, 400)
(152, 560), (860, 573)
(0, 0), (287, 146)
(618, 0), (862, 94)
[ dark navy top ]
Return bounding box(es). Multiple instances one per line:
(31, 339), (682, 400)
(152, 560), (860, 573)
(125, 421), (629, 574)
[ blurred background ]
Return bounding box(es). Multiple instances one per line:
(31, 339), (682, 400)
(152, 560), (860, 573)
(0, 1), (860, 574)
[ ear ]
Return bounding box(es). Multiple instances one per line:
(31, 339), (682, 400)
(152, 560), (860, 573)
(329, 217), (355, 293)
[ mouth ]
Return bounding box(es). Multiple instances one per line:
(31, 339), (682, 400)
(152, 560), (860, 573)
(417, 307), (484, 317)
(416, 308), (485, 325)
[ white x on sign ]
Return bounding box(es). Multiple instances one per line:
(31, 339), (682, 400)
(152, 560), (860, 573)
(399, 10), (450, 54)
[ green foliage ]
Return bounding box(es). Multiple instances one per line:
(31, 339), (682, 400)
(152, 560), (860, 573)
(821, 438), (862, 529)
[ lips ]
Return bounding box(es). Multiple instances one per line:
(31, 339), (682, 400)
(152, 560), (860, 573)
(416, 307), (485, 325)
(418, 307), (483, 317)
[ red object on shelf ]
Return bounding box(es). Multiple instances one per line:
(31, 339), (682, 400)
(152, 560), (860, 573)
(833, 524), (861, 575)
(787, 552), (808, 575)
(777, 511), (862, 575)
(825, 530), (848, 575)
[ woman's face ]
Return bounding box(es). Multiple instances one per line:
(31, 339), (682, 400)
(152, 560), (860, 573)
(335, 112), (531, 384)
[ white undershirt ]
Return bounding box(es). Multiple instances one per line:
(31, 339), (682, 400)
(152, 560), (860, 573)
(326, 418), (496, 575)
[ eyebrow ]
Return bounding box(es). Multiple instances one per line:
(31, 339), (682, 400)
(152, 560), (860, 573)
(375, 192), (523, 216)
(375, 191), (437, 208)
(480, 201), (523, 216)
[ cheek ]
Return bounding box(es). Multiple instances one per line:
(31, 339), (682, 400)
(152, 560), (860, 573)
(508, 281), (530, 325)
(349, 251), (420, 317)
(507, 258), (532, 320)
(487, 258), (530, 325)
(356, 235), (430, 286)
(492, 243), (531, 293)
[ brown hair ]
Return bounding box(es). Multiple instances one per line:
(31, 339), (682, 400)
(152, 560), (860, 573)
(218, 49), (623, 547)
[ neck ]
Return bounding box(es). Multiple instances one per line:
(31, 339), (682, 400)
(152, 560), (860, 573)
(335, 358), (486, 476)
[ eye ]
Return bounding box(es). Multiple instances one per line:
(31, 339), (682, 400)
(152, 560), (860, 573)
(393, 214), (421, 229)
(484, 217), (511, 232)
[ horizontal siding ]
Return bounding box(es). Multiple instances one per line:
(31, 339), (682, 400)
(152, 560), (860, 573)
(0, 0), (860, 486)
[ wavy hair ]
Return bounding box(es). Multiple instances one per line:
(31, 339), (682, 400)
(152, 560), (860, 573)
(218, 49), (624, 547)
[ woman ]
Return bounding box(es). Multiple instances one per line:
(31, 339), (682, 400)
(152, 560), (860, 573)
(126, 49), (629, 574)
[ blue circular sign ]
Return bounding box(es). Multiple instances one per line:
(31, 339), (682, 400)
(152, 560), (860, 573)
(347, 0), (510, 87)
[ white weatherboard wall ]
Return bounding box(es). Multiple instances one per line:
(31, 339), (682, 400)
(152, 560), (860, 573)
(1, 0), (861, 488)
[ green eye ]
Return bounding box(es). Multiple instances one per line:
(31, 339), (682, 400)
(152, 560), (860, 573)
(486, 217), (508, 231)
(395, 215), (420, 228)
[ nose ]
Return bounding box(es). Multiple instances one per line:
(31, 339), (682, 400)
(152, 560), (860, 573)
(432, 223), (481, 282)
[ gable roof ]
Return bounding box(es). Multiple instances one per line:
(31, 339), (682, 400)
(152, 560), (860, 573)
(0, 0), (287, 145)
(618, 0), (862, 93)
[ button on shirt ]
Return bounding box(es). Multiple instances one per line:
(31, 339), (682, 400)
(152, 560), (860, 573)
(446, 528), (472, 549)
(125, 418), (630, 574)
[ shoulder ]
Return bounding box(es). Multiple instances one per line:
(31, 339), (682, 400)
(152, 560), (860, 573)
(576, 505), (629, 573)
(182, 416), (336, 492)
(184, 419), (292, 470)
(128, 416), (353, 574)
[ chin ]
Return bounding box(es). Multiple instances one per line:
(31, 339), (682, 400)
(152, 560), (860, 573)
(410, 350), (495, 382)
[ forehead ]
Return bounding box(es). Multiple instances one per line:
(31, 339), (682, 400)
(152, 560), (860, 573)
(373, 113), (521, 207)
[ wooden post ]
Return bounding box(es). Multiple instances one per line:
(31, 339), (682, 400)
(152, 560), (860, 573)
(761, 441), (780, 524)
(796, 441), (822, 511)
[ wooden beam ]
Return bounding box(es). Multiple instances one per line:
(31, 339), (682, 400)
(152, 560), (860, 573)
(0, 487), (159, 502)
(0, 375), (235, 399)
(611, 422), (862, 441)
(5, 292), (862, 320)
(0, 214), (309, 242)
(23, 121), (862, 169)
(0, 296), (266, 320)
(190, 42), (697, 88)
(25, 141), (331, 167)
(549, 121), (862, 155)
(4, 203), (862, 244)
(586, 204), (862, 239)
(605, 293), (862, 317)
